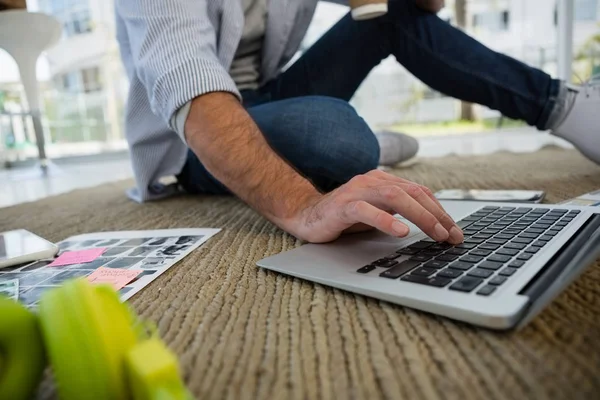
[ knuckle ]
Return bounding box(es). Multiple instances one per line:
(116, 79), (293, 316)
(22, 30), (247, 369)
(346, 200), (364, 217)
(379, 185), (401, 201)
(349, 174), (368, 187)
(405, 184), (424, 198)
(420, 186), (434, 196)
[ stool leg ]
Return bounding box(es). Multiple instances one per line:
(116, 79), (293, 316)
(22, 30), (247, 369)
(17, 55), (49, 170)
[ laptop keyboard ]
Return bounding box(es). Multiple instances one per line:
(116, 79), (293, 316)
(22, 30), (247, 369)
(356, 206), (580, 296)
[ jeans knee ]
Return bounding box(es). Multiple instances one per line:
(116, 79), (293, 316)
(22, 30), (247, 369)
(304, 96), (379, 180)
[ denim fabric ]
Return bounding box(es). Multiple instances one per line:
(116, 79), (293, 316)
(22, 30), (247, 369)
(178, 0), (560, 195)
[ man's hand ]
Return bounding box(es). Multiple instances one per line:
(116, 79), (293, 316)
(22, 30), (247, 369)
(185, 92), (462, 244)
(415, 0), (445, 13)
(293, 169), (463, 244)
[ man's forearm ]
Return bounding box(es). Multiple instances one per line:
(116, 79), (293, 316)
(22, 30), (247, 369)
(184, 92), (321, 235)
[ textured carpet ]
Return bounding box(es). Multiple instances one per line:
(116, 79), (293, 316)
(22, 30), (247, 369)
(2, 148), (600, 400)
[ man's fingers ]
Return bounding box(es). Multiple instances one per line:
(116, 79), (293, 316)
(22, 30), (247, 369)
(343, 201), (410, 237)
(399, 184), (463, 244)
(368, 169), (448, 212)
(366, 170), (461, 242)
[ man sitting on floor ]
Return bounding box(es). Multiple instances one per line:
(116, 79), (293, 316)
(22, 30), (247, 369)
(115, 0), (599, 244)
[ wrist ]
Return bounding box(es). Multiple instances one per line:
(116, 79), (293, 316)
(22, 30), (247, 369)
(274, 190), (323, 240)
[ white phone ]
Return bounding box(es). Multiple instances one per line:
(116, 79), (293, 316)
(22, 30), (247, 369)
(0, 230), (59, 269)
(435, 189), (546, 203)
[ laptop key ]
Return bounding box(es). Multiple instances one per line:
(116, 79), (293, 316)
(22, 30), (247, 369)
(489, 276), (508, 285)
(457, 220), (473, 229)
(418, 249), (444, 257)
(436, 254), (459, 262)
(375, 260), (399, 268)
(514, 207), (532, 213)
(437, 268), (463, 278)
(478, 261), (503, 271)
(520, 233), (539, 239)
(470, 249), (492, 257)
(464, 237), (485, 244)
(430, 243), (453, 251)
(499, 267), (518, 276)
(463, 229), (479, 236)
(467, 268), (494, 279)
(504, 242), (526, 250)
(423, 260), (448, 269)
(410, 255), (433, 262)
(539, 235), (553, 242)
(524, 246), (541, 254)
(456, 242), (477, 249)
(401, 275), (452, 288)
(508, 260), (526, 268)
(532, 224), (552, 230)
(449, 261), (475, 271)
(409, 241), (433, 249)
(488, 254), (512, 263)
(384, 253), (402, 260)
(513, 237), (533, 244)
(396, 247), (421, 255)
(533, 240), (548, 247)
(488, 238), (508, 245)
(526, 228), (545, 234)
(481, 229), (501, 235)
(517, 253), (533, 261)
(411, 267), (437, 277)
(449, 276), (484, 292)
(476, 285), (497, 296)
(446, 248), (469, 256)
(357, 265), (377, 274)
(545, 230), (559, 236)
(461, 255), (484, 264)
(479, 243), (501, 251)
(496, 234), (515, 240)
(496, 248), (519, 256)
(380, 260), (420, 279)
(482, 206), (499, 211)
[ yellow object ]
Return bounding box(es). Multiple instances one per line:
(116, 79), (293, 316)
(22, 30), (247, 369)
(35, 278), (193, 400)
(126, 339), (192, 400)
(0, 296), (47, 400)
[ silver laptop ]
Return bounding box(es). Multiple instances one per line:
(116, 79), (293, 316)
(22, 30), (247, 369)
(257, 201), (600, 330)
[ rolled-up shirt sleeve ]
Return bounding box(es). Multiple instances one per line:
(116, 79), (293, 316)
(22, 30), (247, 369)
(116, 0), (240, 130)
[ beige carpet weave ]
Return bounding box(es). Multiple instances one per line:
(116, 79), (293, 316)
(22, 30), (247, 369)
(2, 148), (600, 400)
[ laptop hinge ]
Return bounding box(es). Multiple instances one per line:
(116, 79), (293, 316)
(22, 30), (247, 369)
(516, 214), (600, 329)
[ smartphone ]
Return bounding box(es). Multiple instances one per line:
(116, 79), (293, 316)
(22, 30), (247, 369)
(0, 230), (59, 269)
(435, 189), (546, 204)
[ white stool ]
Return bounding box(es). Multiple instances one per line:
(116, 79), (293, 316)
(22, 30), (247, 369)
(0, 10), (61, 173)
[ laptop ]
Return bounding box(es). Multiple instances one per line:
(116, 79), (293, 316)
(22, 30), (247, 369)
(257, 201), (600, 330)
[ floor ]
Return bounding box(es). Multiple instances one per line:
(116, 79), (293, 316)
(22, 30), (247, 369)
(0, 128), (572, 209)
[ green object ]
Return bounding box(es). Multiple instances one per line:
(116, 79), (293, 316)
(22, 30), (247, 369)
(0, 279), (193, 400)
(0, 296), (47, 400)
(38, 279), (193, 400)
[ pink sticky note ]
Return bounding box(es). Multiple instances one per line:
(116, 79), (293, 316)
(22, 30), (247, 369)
(86, 267), (142, 291)
(47, 248), (107, 267)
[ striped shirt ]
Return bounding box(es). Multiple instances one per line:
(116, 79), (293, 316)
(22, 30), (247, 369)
(115, 0), (347, 202)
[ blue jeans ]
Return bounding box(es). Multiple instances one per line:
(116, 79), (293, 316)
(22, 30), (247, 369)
(177, 0), (560, 195)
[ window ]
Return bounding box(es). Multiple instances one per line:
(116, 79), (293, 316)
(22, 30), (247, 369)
(81, 67), (101, 92)
(575, 0), (598, 21)
(55, 67), (102, 93)
(472, 10), (511, 32)
(38, 0), (93, 37)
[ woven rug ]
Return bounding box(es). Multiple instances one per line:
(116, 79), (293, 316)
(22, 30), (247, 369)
(2, 147), (600, 400)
